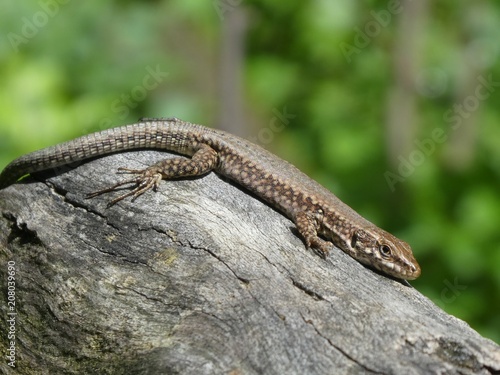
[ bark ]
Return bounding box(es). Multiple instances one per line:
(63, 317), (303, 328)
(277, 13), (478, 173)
(0, 150), (499, 375)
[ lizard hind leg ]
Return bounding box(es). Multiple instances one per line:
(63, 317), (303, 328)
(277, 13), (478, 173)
(86, 144), (219, 206)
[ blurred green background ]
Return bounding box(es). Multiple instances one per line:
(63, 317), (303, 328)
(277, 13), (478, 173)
(1, 1), (499, 343)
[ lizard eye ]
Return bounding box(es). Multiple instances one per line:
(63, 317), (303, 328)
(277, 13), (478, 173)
(379, 244), (392, 258)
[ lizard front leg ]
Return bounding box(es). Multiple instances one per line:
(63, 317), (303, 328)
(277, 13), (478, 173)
(294, 211), (331, 257)
(87, 144), (218, 206)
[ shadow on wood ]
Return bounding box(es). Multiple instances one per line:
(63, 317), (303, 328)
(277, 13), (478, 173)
(0, 150), (499, 374)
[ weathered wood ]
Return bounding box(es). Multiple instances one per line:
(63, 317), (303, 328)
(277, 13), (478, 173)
(0, 150), (499, 374)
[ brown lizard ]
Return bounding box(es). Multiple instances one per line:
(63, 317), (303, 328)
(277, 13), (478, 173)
(0, 118), (421, 280)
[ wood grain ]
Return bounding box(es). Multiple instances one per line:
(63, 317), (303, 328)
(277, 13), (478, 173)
(0, 150), (498, 374)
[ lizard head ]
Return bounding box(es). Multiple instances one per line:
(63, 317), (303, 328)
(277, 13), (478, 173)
(345, 228), (421, 280)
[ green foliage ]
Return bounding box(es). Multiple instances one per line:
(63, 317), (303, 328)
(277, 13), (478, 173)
(0, 0), (499, 343)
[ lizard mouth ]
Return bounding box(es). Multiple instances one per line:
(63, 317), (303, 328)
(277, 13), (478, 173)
(359, 255), (421, 280)
(381, 261), (421, 280)
(403, 264), (421, 280)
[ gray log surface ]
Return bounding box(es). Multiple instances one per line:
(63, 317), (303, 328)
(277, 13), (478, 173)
(0, 150), (499, 375)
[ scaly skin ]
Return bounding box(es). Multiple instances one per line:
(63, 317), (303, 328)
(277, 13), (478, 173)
(0, 118), (421, 280)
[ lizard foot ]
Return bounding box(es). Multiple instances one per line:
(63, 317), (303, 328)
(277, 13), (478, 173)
(308, 237), (331, 259)
(86, 167), (162, 206)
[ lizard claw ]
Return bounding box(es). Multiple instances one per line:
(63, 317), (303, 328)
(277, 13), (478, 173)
(308, 237), (331, 259)
(86, 168), (163, 206)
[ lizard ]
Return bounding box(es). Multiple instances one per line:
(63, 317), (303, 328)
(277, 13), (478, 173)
(0, 117), (421, 280)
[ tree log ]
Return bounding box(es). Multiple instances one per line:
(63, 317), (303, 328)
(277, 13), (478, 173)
(1, 150), (499, 374)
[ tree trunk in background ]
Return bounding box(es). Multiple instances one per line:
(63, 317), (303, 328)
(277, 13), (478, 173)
(1, 151), (499, 374)
(443, 3), (494, 171)
(386, 0), (429, 166)
(218, 5), (248, 137)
